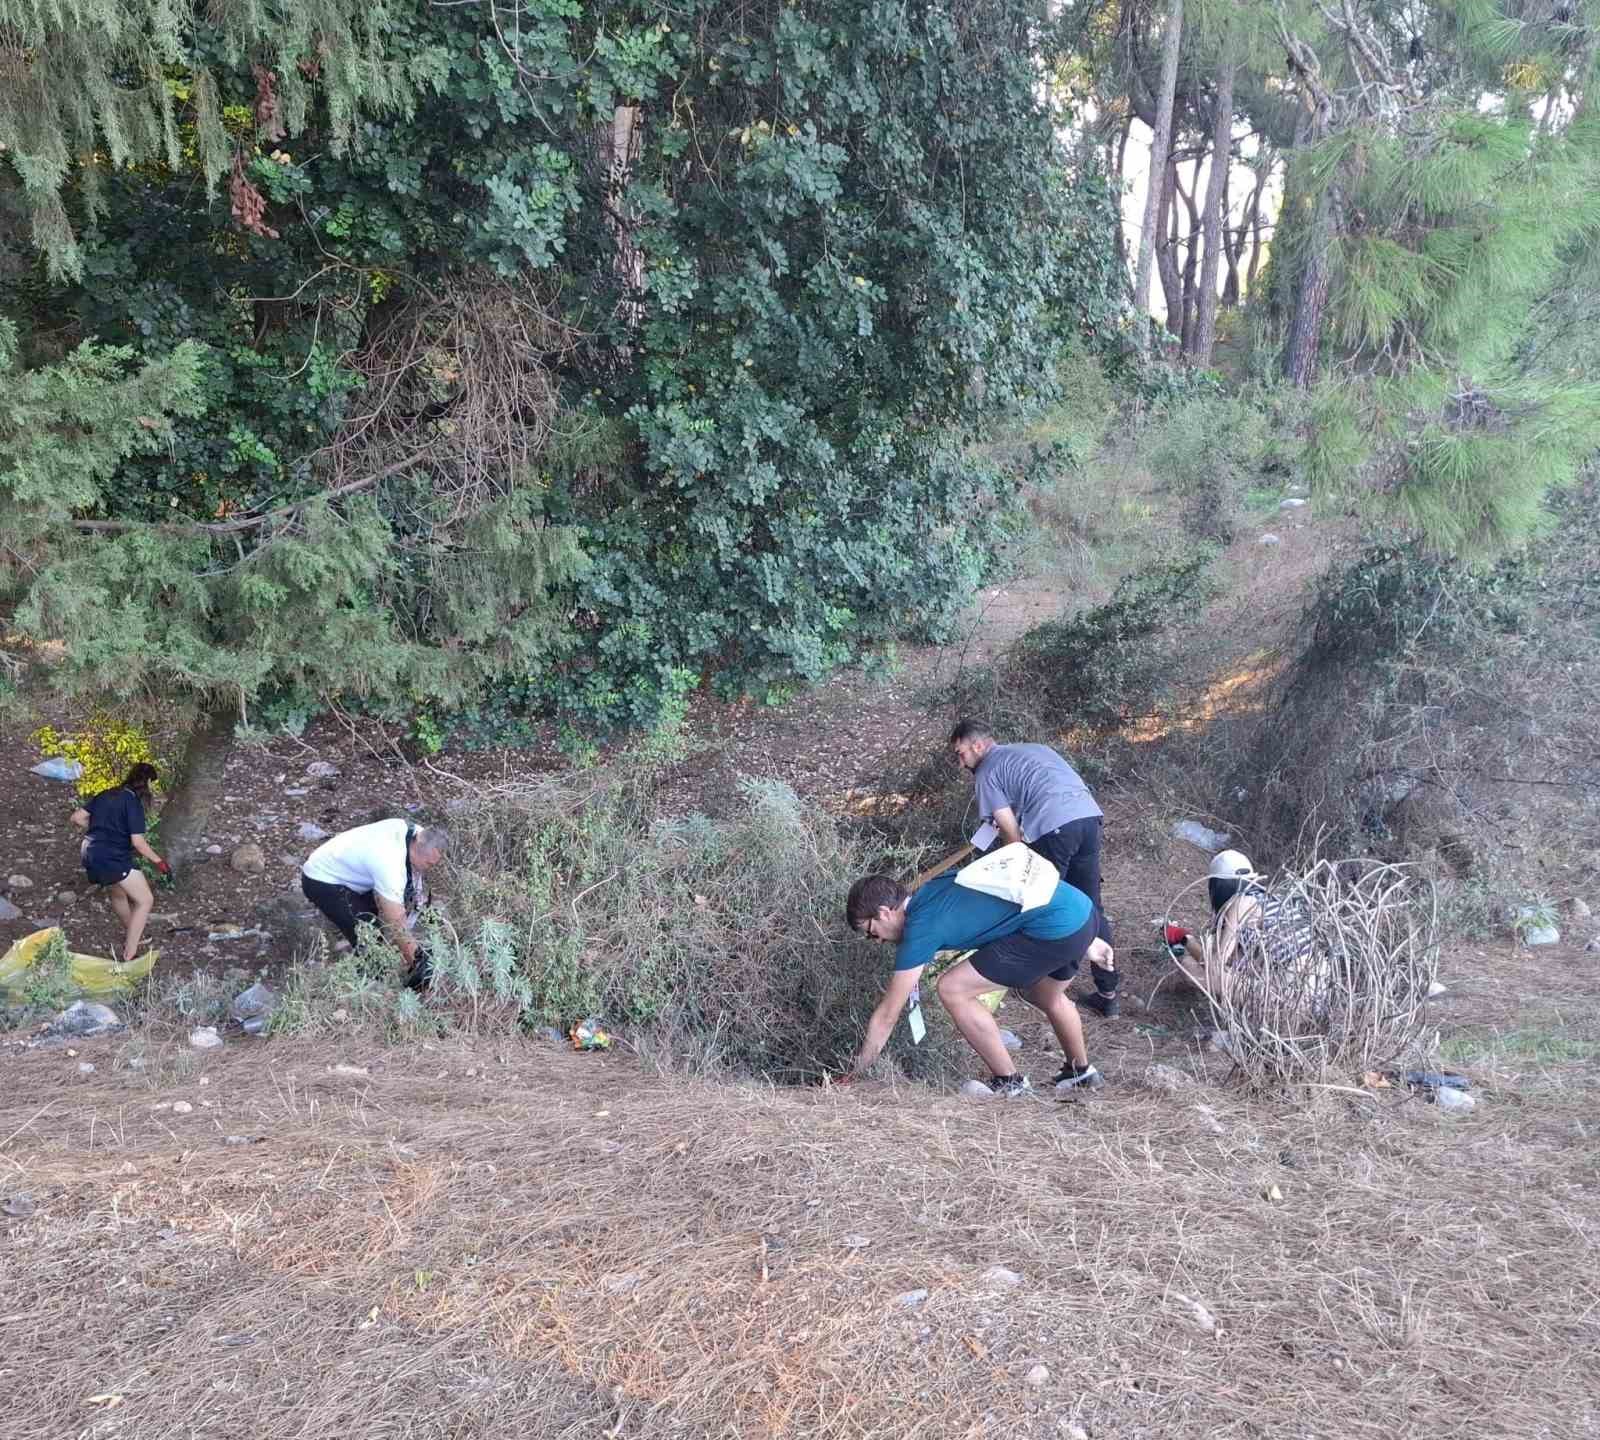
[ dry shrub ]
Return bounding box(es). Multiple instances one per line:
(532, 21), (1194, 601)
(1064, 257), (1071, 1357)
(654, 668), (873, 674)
(434, 764), (961, 1081)
(1170, 859), (1438, 1088)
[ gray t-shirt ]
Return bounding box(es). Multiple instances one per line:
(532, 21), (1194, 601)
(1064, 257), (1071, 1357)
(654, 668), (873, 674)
(974, 743), (1101, 841)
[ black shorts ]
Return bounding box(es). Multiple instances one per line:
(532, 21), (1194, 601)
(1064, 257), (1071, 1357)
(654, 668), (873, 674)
(970, 909), (1103, 989)
(85, 861), (132, 887)
(1028, 817), (1110, 940)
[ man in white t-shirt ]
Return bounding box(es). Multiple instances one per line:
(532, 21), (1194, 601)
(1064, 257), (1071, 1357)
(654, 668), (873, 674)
(300, 819), (449, 985)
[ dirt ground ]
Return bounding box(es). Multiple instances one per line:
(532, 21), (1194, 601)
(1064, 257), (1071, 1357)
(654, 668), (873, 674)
(4, 935), (1598, 1440)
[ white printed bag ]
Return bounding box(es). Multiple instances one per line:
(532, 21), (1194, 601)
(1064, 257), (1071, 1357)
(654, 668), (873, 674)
(954, 842), (1059, 912)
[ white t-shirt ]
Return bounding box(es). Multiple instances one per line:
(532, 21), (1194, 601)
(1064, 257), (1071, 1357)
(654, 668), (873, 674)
(302, 818), (410, 903)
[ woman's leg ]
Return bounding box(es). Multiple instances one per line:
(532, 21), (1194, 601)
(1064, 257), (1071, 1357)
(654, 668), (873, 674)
(106, 883), (132, 928)
(114, 869), (155, 962)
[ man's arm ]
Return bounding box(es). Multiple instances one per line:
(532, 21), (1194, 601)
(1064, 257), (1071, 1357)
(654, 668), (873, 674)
(374, 895), (419, 964)
(70, 807), (90, 831)
(849, 965), (924, 1074)
(991, 806), (1025, 847)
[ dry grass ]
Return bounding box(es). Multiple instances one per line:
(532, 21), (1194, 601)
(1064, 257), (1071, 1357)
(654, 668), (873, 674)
(4, 1000), (1599, 1440)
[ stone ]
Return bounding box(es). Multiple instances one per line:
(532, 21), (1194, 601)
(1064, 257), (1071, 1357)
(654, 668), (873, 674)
(1025, 1364), (1051, 1388)
(1258, 533), (1282, 546)
(841, 1234), (871, 1249)
(999, 1028), (1022, 1052)
(1279, 497), (1308, 509)
(1436, 1087), (1476, 1115)
(45, 1001), (123, 1039)
(960, 1079), (996, 1099)
(329, 1063), (369, 1077)
(230, 844), (266, 875)
(1144, 1063), (1196, 1092)
(205, 844), (224, 856)
(894, 1289), (929, 1309)
(982, 1266), (1024, 1289)
(330, 1009), (350, 1024)
(1586, 936), (1600, 954)
(2, 1192), (37, 1218)
(6, 874), (33, 890)
(283, 787), (310, 797)
(1524, 924), (1560, 947)
(305, 761), (340, 779)
(77, 1062), (95, 1074)
(0, 896), (21, 921)
(1058, 1423), (1090, 1440)
(56, 889), (77, 907)
(602, 1271), (643, 1294)
(296, 822), (331, 843)
(190, 1027), (223, 1050)
(1565, 898), (1592, 922)
(171, 1101), (194, 1115)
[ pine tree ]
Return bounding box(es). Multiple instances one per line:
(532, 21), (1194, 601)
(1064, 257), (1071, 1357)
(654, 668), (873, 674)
(0, 0), (414, 278)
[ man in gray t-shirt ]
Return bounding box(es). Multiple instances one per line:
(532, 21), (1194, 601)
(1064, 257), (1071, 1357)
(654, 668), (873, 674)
(950, 720), (1120, 1017)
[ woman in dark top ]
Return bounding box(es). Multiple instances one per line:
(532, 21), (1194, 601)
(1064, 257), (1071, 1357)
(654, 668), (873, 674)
(70, 763), (171, 964)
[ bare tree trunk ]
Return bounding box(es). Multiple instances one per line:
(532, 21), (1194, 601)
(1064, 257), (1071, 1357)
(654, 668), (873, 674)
(1156, 156), (1183, 339)
(1221, 150), (1240, 308)
(1193, 58), (1236, 365)
(1176, 165), (1201, 354)
(1132, 0), (1185, 340)
(1246, 172), (1267, 294)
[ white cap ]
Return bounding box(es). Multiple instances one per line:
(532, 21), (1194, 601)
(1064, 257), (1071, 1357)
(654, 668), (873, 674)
(1208, 848), (1260, 882)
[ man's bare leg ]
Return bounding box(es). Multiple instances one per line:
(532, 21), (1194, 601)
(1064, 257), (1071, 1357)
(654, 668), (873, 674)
(937, 960), (1019, 1076)
(1019, 976), (1089, 1068)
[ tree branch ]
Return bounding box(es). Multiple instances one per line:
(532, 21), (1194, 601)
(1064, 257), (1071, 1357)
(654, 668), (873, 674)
(70, 452), (427, 538)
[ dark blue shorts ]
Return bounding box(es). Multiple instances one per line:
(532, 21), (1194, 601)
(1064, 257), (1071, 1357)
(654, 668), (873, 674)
(969, 909), (1105, 988)
(85, 860), (132, 887)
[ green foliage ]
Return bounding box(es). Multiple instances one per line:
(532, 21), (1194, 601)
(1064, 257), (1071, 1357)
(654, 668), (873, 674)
(14, 931), (77, 1016)
(2, 0), (1126, 735)
(1146, 392), (1275, 542)
(954, 553), (1217, 741)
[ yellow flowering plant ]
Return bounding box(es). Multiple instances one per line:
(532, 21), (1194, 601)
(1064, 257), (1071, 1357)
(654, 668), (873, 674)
(31, 717), (165, 799)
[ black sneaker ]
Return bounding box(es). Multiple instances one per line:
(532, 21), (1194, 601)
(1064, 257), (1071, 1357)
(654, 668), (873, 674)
(1078, 990), (1120, 1019)
(961, 1074), (1033, 1099)
(1053, 1062), (1105, 1093)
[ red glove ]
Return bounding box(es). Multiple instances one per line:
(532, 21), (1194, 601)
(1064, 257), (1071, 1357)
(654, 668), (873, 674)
(156, 859), (172, 876)
(1164, 924), (1189, 946)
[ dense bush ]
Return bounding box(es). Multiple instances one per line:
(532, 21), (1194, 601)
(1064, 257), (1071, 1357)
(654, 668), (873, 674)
(1145, 392), (1275, 543)
(2, 0), (1126, 735)
(346, 767), (963, 1080)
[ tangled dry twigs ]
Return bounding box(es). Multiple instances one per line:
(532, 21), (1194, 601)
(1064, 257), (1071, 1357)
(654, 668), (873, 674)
(1169, 858), (1438, 1087)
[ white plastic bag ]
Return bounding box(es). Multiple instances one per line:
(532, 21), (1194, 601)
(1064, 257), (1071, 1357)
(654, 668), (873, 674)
(954, 842), (1059, 912)
(30, 757), (83, 782)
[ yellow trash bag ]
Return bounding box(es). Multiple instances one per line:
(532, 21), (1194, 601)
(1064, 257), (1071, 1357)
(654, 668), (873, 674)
(0, 928), (156, 1002)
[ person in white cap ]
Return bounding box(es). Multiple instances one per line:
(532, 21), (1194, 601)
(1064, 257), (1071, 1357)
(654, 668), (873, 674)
(1164, 849), (1313, 1003)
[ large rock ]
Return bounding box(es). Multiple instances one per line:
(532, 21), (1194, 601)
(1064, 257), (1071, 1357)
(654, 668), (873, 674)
(6, 874), (33, 891)
(230, 844), (267, 875)
(305, 761), (340, 780)
(0, 896), (21, 921)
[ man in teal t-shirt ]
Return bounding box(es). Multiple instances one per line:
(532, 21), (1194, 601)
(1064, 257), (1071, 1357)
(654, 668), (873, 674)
(841, 867), (1109, 1097)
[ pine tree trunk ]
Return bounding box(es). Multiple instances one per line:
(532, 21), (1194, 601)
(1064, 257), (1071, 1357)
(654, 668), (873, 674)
(1221, 153), (1239, 307)
(1156, 157), (1183, 339)
(1132, 0), (1185, 341)
(1176, 165), (1201, 354)
(1283, 179), (1337, 387)
(1246, 176), (1266, 294)
(1193, 58), (1236, 365)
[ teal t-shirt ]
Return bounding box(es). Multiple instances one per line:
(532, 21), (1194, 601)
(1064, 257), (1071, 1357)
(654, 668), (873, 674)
(893, 872), (1093, 972)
